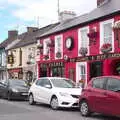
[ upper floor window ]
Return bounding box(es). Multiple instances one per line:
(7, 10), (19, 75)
(78, 27), (89, 56)
(55, 35), (63, 59)
(100, 19), (114, 53)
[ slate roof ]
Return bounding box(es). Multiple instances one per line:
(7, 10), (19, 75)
(1, 23), (59, 50)
(10, 23), (59, 50)
(39, 0), (120, 38)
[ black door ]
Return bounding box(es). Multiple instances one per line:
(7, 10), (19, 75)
(90, 61), (103, 79)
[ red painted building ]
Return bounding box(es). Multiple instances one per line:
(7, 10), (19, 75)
(36, 0), (120, 88)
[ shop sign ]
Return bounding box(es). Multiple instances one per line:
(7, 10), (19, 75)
(40, 62), (64, 68)
(70, 53), (120, 62)
(48, 62), (64, 67)
(7, 55), (14, 64)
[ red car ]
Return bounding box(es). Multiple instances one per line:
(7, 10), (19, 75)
(79, 76), (120, 117)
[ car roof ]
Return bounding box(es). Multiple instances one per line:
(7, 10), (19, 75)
(91, 76), (120, 80)
(38, 77), (70, 80)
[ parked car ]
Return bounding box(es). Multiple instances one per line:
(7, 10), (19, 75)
(79, 76), (120, 117)
(0, 79), (29, 100)
(28, 77), (82, 110)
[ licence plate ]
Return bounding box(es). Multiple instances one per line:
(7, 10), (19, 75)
(22, 93), (28, 95)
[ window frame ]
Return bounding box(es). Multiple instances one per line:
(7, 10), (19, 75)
(100, 19), (114, 53)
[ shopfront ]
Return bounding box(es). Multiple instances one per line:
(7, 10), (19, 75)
(39, 61), (65, 78)
(8, 68), (23, 79)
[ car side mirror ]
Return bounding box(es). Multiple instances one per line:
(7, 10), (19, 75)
(44, 84), (52, 89)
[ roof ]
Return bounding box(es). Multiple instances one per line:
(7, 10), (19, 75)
(7, 23), (59, 50)
(0, 32), (27, 49)
(39, 0), (120, 37)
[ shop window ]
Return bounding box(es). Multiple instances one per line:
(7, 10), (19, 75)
(52, 67), (64, 77)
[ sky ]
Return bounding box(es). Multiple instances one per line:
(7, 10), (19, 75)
(0, 0), (97, 43)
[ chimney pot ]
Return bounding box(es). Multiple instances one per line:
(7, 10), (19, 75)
(8, 30), (18, 39)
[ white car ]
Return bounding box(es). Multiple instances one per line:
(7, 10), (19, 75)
(28, 77), (82, 110)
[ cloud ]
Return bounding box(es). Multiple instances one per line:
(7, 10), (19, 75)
(9, 0), (96, 24)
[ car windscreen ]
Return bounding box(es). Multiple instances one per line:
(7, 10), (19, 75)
(9, 80), (27, 87)
(50, 78), (76, 88)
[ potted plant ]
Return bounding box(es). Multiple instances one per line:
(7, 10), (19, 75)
(79, 47), (88, 56)
(37, 43), (43, 49)
(44, 55), (49, 60)
(101, 43), (112, 53)
(56, 51), (62, 58)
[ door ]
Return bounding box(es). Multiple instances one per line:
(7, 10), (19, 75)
(91, 77), (107, 113)
(90, 61), (103, 79)
(104, 77), (120, 115)
(35, 78), (52, 104)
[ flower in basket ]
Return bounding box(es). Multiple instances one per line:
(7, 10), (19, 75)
(44, 54), (49, 60)
(37, 43), (43, 49)
(79, 47), (88, 56)
(56, 51), (62, 58)
(101, 43), (112, 53)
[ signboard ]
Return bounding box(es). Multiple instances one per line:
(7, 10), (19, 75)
(70, 53), (120, 62)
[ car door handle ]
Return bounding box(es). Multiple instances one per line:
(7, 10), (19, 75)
(103, 92), (107, 95)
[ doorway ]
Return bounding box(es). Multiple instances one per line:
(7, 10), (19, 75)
(90, 61), (103, 79)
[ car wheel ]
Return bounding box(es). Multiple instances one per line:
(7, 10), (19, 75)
(80, 100), (91, 116)
(7, 92), (12, 101)
(50, 97), (59, 110)
(29, 94), (35, 105)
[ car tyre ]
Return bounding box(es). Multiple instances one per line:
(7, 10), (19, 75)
(50, 97), (59, 110)
(7, 92), (12, 101)
(80, 100), (91, 116)
(29, 94), (35, 105)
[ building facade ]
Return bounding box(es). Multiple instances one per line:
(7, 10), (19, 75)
(36, 0), (120, 88)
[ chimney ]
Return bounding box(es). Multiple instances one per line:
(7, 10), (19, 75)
(59, 11), (76, 22)
(97, 0), (110, 7)
(8, 30), (18, 39)
(27, 27), (38, 33)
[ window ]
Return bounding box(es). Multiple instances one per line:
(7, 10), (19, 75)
(80, 29), (89, 47)
(36, 78), (51, 87)
(55, 35), (63, 59)
(92, 78), (106, 89)
(78, 27), (89, 56)
(103, 23), (112, 44)
(100, 19), (114, 53)
(106, 78), (120, 91)
(80, 65), (86, 79)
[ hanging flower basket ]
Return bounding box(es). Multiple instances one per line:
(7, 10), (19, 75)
(79, 47), (88, 56)
(101, 43), (112, 53)
(64, 55), (69, 61)
(37, 43), (43, 49)
(44, 55), (49, 60)
(87, 31), (98, 38)
(56, 51), (62, 58)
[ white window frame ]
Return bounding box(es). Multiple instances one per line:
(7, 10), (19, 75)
(76, 62), (87, 87)
(43, 38), (51, 60)
(100, 19), (114, 54)
(78, 26), (89, 56)
(55, 34), (63, 59)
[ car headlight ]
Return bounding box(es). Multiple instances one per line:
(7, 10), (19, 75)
(12, 88), (18, 92)
(59, 92), (70, 97)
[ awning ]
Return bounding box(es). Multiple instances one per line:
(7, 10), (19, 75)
(113, 20), (120, 29)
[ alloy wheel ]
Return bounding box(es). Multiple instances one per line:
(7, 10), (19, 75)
(80, 101), (90, 116)
(50, 97), (59, 110)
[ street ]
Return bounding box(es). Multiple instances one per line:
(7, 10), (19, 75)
(0, 99), (119, 120)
